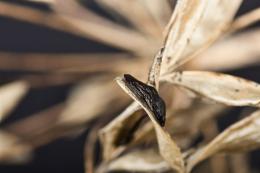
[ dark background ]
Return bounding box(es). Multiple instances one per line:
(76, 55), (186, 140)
(0, 0), (259, 173)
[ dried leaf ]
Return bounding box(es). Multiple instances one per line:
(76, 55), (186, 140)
(108, 149), (170, 172)
(52, 0), (157, 55)
(148, 47), (164, 89)
(0, 52), (136, 73)
(161, 71), (260, 107)
(99, 101), (143, 161)
(0, 131), (32, 163)
(186, 109), (260, 172)
(141, 0), (172, 29)
(4, 104), (64, 148)
(117, 74), (185, 173)
(118, 98), (226, 152)
(229, 8), (260, 32)
(0, 81), (29, 122)
(0, 1), (153, 54)
(58, 76), (128, 126)
(99, 48), (164, 160)
(84, 125), (101, 173)
(0, 2), (82, 39)
(161, 0), (242, 74)
(189, 29), (260, 71)
(96, 0), (163, 38)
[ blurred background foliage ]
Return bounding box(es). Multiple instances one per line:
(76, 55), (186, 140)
(0, 0), (259, 173)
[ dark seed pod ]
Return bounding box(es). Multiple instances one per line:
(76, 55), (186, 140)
(124, 74), (166, 127)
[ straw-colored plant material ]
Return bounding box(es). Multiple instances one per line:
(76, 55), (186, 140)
(0, 0), (259, 172)
(96, 0), (164, 38)
(0, 81), (29, 122)
(58, 76), (129, 126)
(229, 7), (260, 32)
(189, 29), (260, 71)
(161, 71), (260, 107)
(99, 48), (164, 160)
(161, 0), (242, 74)
(0, 131), (32, 163)
(51, 0), (158, 55)
(99, 101), (142, 160)
(187, 109), (260, 172)
(108, 149), (170, 172)
(0, 52), (136, 73)
(140, 0), (172, 29)
(116, 75), (185, 173)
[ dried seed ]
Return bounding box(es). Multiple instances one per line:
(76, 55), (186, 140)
(123, 74), (166, 126)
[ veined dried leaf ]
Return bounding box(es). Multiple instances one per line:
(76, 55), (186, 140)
(161, 71), (260, 107)
(57, 76), (128, 126)
(187, 109), (260, 172)
(108, 149), (170, 172)
(0, 81), (29, 122)
(0, 131), (32, 163)
(161, 0), (242, 74)
(116, 74), (185, 173)
(189, 29), (260, 71)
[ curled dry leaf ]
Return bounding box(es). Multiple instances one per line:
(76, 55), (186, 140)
(124, 74), (166, 126)
(189, 29), (260, 71)
(116, 74), (185, 173)
(161, 71), (260, 107)
(108, 149), (170, 172)
(161, 0), (242, 74)
(0, 81), (29, 122)
(186, 109), (260, 172)
(114, 97), (226, 154)
(99, 84), (173, 161)
(99, 48), (164, 160)
(0, 131), (32, 163)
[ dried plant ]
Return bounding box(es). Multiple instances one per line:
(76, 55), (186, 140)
(0, 0), (260, 173)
